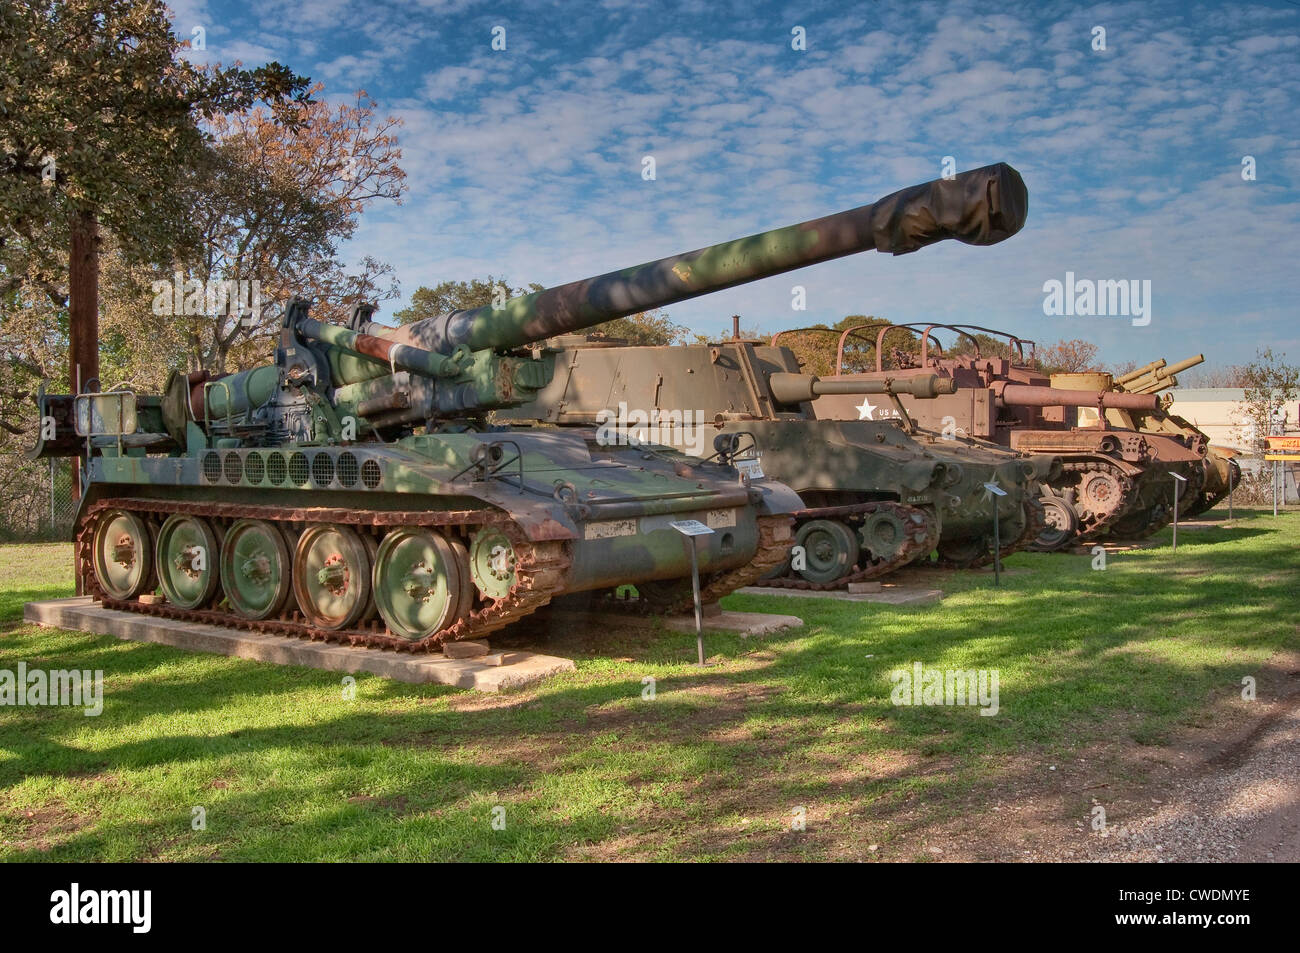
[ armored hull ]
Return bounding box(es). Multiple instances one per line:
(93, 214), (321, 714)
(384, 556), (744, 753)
(814, 325), (1208, 547)
(33, 163), (1032, 643)
(501, 340), (1053, 586)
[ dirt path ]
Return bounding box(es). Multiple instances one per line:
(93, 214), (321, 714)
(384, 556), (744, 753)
(1073, 698), (1300, 862)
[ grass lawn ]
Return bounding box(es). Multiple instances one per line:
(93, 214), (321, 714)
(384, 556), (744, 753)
(1, 509), (1297, 861)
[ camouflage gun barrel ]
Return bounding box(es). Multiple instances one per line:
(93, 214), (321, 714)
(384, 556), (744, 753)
(994, 383), (1160, 411)
(768, 373), (957, 404)
(372, 163), (1028, 358)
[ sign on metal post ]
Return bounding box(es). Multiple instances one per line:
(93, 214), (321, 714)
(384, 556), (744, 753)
(983, 482), (1008, 586)
(1170, 472), (1187, 551)
(1265, 437), (1300, 516)
(671, 520), (714, 666)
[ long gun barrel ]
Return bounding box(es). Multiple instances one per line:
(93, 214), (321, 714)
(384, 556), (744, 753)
(769, 373), (958, 404)
(372, 163), (1028, 357)
(995, 383), (1160, 411)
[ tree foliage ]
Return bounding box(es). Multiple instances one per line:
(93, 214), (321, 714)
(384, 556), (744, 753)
(0, 0), (311, 303)
(1037, 339), (1102, 375)
(157, 86), (406, 373)
(393, 277), (542, 324)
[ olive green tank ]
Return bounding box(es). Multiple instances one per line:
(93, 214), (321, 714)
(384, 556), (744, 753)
(499, 337), (1058, 585)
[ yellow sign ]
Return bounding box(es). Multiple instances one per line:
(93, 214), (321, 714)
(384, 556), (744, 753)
(1266, 436), (1300, 451)
(1264, 454), (1300, 461)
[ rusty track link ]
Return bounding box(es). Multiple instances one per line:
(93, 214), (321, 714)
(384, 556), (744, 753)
(1108, 461), (1207, 540)
(1063, 459), (1138, 543)
(1183, 458), (1240, 519)
(77, 497), (571, 652)
(757, 502), (938, 591)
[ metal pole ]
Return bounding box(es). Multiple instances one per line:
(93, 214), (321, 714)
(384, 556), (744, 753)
(1172, 478), (1180, 552)
(992, 505), (1001, 586)
(689, 544), (705, 666)
(1228, 476), (1234, 521)
(1274, 460), (1280, 517)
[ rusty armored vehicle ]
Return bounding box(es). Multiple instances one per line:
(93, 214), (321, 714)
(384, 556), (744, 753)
(1093, 356), (1241, 519)
(499, 335), (1056, 586)
(812, 324), (1208, 548)
(30, 162), (1032, 642)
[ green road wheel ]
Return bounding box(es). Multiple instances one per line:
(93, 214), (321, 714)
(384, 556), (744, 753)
(858, 509), (909, 563)
(156, 514), (220, 609)
(221, 519), (292, 619)
(793, 519), (858, 585)
(469, 527), (517, 600)
(293, 524), (372, 630)
(92, 509), (154, 600)
(373, 528), (465, 641)
(446, 536), (476, 621)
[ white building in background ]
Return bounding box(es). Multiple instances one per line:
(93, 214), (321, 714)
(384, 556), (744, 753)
(1165, 387), (1299, 504)
(1164, 388), (1250, 451)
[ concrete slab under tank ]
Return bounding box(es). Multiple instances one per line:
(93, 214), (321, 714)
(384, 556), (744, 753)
(23, 597), (574, 692)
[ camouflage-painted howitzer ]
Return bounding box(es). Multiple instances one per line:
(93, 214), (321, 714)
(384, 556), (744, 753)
(32, 164), (1028, 642)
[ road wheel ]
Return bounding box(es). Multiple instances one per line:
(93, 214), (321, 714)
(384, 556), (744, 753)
(293, 524), (372, 630)
(1029, 495), (1079, 552)
(156, 514), (220, 609)
(794, 519), (858, 585)
(372, 527), (466, 642)
(92, 509), (154, 600)
(221, 519), (292, 620)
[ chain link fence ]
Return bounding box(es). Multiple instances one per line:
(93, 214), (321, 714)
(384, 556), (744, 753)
(0, 455), (77, 541)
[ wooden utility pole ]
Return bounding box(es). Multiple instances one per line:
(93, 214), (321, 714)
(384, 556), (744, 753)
(67, 206), (100, 506)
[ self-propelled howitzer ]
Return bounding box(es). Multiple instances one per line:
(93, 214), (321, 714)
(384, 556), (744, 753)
(33, 164), (1029, 645)
(498, 337), (1057, 586)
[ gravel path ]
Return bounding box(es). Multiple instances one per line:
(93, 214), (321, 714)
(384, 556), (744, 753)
(1081, 701), (1300, 862)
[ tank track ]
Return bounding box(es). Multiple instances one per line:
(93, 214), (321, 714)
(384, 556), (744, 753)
(1061, 459), (1138, 543)
(1107, 461), (1207, 540)
(937, 494), (1048, 569)
(1181, 458), (1238, 520)
(76, 497), (571, 652)
(756, 502), (939, 591)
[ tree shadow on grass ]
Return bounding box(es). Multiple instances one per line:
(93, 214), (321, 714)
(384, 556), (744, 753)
(2, 517), (1296, 860)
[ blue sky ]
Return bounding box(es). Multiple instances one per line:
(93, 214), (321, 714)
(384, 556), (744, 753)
(172, 0), (1300, 368)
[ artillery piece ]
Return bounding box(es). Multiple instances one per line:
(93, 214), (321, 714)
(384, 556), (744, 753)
(31, 163), (1030, 643)
(499, 333), (1056, 585)
(1099, 355), (1240, 518)
(812, 323), (1209, 547)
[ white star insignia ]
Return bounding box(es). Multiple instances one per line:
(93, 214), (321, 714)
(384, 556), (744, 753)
(856, 397), (877, 420)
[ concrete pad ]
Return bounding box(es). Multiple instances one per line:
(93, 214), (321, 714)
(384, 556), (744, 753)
(737, 585), (944, 607)
(540, 607), (803, 638)
(23, 597), (573, 692)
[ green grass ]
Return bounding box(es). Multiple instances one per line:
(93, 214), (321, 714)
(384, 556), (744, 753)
(1, 510), (1297, 861)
